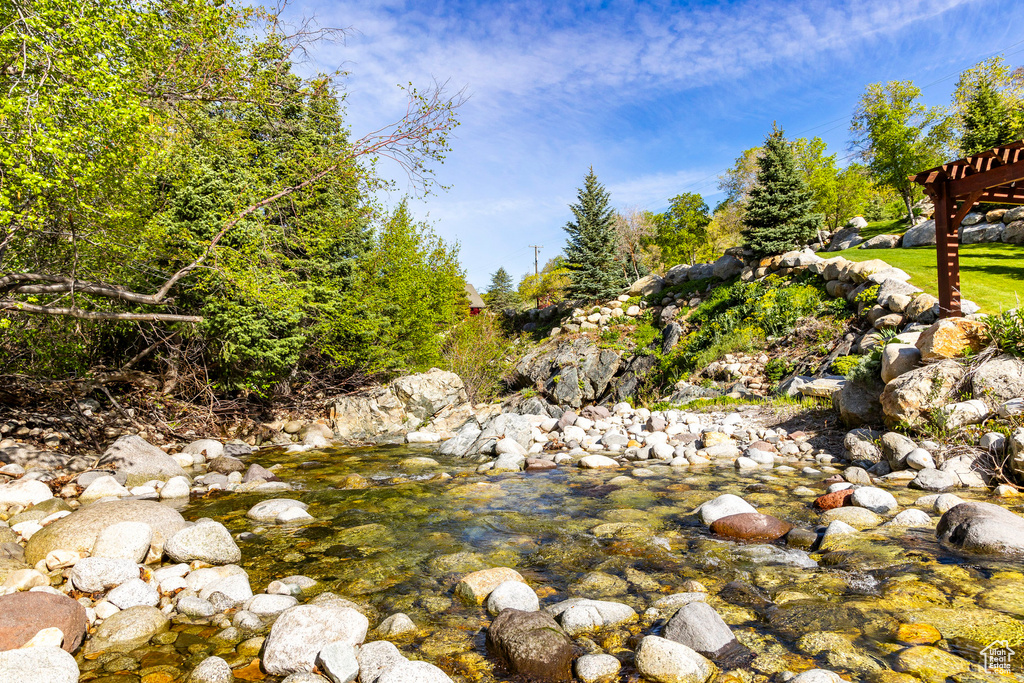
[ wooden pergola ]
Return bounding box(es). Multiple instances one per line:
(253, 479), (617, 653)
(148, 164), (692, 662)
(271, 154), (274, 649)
(911, 140), (1024, 317)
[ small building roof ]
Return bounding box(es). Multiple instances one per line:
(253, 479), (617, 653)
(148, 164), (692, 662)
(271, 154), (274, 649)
(465, 282), (486, 309)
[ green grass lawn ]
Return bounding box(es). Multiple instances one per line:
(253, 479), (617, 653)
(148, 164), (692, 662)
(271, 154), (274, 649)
(831, 243), (1024, 314)
(860, 217), (911, 239)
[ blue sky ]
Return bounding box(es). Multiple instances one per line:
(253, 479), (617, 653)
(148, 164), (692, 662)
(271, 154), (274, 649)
(288, 0), (1024, 290)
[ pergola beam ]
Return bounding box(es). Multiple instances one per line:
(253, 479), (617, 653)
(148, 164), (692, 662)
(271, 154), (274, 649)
(911, 139), (1024, 319)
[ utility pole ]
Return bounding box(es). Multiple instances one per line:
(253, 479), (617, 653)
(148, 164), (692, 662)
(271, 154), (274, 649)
(529, 245), (542, 308)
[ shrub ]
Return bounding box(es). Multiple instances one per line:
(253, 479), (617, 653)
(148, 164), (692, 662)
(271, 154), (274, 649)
(764, 357), (793, 384)
(829, 355), (861, 376)
(987, 308), (1024, 357)
(439, 314), (516, 404)
(854, 284), (880, 305)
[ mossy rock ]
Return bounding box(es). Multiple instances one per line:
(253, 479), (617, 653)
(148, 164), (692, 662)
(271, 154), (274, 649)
(900, 607), (1024, 648)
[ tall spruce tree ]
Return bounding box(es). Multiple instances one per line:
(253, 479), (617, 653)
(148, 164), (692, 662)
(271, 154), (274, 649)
(742, 126), (822, 256)
(485, 267), (519, 310)
(961, 77), (1016, 155)
(563, 168), (625, 300)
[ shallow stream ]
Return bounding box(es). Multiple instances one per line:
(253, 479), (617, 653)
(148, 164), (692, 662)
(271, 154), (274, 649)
(79, 444), (1024, 683)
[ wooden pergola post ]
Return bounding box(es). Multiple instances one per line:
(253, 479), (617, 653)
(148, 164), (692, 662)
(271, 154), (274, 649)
(911, 141), (1024, 318)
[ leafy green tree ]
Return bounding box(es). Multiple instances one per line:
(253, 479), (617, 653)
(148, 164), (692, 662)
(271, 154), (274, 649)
(951, 57), (1024, 156)
(742, 126), (822, 256)
(613, 208), (657, 281)
(653, 193), (712, 267)
(519, 258), (570, 307)
(850, 81), (948, 224)
(562, 169), (625, 300)
(485, 267), (519, 310)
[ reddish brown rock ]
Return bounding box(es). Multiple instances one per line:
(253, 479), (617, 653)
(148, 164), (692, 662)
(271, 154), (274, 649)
(709, 513), (793, 541)
(748, 441), (776, 453)
(0, 591), (87, 653)
(525, 458), (556, 471)
(814, 489), (854, 511)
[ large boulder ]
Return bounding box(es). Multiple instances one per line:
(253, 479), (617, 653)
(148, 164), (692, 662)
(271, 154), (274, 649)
(629, 274), (666, 297)
(905, 294), (940, 324)
(262, 601), (369, 676)
(712, 255), (744, 280)
(902, 220), (937, 248)
(972, 354), (1024, 404)
(1004, 220), (1024, 244)
(486, 609), (574, 682)
(915, 319), (988, 362)
(936, 501), (1024, 557)
(0, 479), (53, 507)
(876, 279), (922, 309)
(860, 234), (901, 249)
(881, 344), (920, 383)
(25, 499), (186, 565)
(0, 592), (87, 653)
(96, 435), (188, 486)
(391, 368), (468, 422)
(880, 360), (964, 427)
(164, 521), (241, 565)
(834, 381), (884, 427)
(826, 227), (863, 251)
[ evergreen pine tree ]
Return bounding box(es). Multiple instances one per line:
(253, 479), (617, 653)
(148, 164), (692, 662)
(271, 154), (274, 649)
(485, 267), (519, 310)
(742, 126), (822, 257)
(961, 78), (1015, 155)
(563, 168), (625, 300)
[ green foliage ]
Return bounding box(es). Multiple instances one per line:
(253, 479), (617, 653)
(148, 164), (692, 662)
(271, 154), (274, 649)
(960, 77), (1017, 155)
(854, 285), (881, 305)
(518, 258), (570, 308)
(598, 329), (623, 347)
(563, 169), (627, 300)
(850, 80), (948, 224)
(673, 276), (825, 372)
(830, 355), (861, 376)
(791, 139), (875, 231)
(986, 307), (1024, 357)
(439, 314), (515, 404)
(653, 193), (712, 267)
(642, 278), (710, 307)
(201, 300), (305, 394)
(764, 357), (793, 384)
(485, 268), (520, 310)
(631, 322), (660, 349)
(743, 126), (823, 256)
(951, 56), (1024, 156)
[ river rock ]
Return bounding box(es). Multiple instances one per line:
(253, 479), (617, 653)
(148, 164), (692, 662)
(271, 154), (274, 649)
(96, 435), (188, 485)
(91, 521), (153, 563)
(25, 499), (186, 565)
(78, 474), (131, 503)
(575, 654), (621, 683)
(86, 605), (169, 653)
(834, 381), (884, 427)
(486, 609), (574, 683)
(70, 557), (138, 592)
(881, 344), (920, 383)
(357, 640), (406, 683)
(709, 513), (792, 541)
(887, 509), (932, 527)
(187, 655), (234, 683)
(909, 468), (960, 492)
(695, 494), (756, 525)
(262, 602), (369, 675)
(0, 592), (86, 652)
(892, 645), (970, 683)
(317, 642), (359, 683)
(246, 593), (299, 617)
(182, 439), (224, 459)
(0, 479), (53, 507)
(579, 455), (619, 469)
(814, 489), (853, 511)
(790, 671), (843, 683)
(936, 501), (1024, 556)
(160, 475), (192, 499)
(634, 635), (716, 683)
(455, 567), (525, 604)
(820, 507), (883, 529)
(106, 577), (160, 609)
(246, 499), (308, 522)
(664, 601), (750, 666)
(850, 487), (898, 514)
(551, 598), (637, 635)
(165, 521), (241, 565)
(487, 580), (539, 615)
(0, 646), (79, 683)
(377, 660), (454, 683)
(208, 455), (246, 475)
(377, 613), (416, 637)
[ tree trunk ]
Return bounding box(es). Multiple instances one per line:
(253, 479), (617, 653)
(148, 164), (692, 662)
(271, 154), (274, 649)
(903, 194), (915, 227)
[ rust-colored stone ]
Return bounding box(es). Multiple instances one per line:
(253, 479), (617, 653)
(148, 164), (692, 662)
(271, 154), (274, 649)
(813, 489), (854, 511)
(709, 512), (793, 541)
(915, 318), (989, 362)
(0, 591), (87, 653)
(233, 658), (267, 681)
(896, 623), (942, 645)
